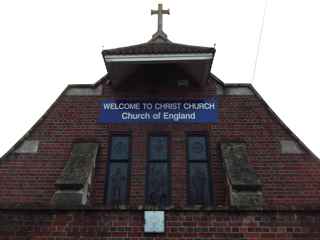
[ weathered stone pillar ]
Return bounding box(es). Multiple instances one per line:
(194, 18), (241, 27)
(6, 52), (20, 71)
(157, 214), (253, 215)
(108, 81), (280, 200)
(220, 142), (263, 209)
(52, 143), (99, 207)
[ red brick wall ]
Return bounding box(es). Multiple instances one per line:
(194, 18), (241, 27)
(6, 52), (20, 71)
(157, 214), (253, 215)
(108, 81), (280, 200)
(0, 79), (320, 209)
(0, 210), (319, 240)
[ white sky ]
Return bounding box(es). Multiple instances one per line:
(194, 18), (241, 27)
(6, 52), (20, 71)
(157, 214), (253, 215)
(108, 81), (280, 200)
(0, 0), (319, 157)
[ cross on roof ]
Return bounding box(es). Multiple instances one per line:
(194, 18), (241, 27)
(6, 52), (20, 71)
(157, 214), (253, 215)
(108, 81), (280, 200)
(151, 3), (170, 40)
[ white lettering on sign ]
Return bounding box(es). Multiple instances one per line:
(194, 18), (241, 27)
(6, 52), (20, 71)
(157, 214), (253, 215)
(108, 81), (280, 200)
(99, 98), (218, 124)
(103, 102), (215, 111)
(143, 103), (153, 110)
(122, 112), (151, 120)
(103, 102), (141, 110)
(163, 112), (196, 122)
(154, 102), (181, 110)
(183, 102), (215, 110)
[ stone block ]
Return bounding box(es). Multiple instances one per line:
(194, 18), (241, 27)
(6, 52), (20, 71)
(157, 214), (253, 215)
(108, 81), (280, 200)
(280, 140), (303, 154)
(220, 142), (261, 191)
(221, 142), (263, 208)
(216, 84), (224, 95)
(14, 140), (39, 154)
(52, 187), (88, 207)
(224, 87), (253, 96)
(230, 190), (264, 209)
(65, 85), (102, 96)
(56, 143), (99, 190)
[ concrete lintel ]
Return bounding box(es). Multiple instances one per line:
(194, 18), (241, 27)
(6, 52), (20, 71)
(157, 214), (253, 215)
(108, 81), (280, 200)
(280, 140), (304, 154)
(65, 84), (103, 96)
(14, 140), (39, 154)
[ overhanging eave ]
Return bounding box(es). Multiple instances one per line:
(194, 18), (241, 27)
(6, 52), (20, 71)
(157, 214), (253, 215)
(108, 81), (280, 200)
(103, 53), (214, 89)
(104, 53), (214, 63)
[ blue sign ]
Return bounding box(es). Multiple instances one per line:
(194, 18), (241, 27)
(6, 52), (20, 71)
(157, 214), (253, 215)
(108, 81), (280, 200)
(98, 98), (218, 123)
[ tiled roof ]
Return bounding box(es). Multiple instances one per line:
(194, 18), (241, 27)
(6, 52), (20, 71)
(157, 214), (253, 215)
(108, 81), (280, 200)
(102, 42), (215, 56)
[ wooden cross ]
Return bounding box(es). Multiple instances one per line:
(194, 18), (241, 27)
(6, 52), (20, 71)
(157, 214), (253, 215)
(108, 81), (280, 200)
(151, 4), (170, 33)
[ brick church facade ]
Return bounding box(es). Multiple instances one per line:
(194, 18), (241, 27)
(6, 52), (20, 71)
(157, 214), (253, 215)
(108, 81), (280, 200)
(1, 4), (320, 240)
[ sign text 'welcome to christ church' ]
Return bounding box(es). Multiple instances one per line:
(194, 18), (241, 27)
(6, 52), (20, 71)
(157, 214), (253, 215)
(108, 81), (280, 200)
(98, 98), (218, 123)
